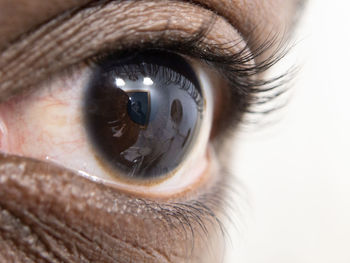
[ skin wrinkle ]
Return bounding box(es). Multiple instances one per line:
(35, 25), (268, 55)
(0, 0), (300, 51)
(0, 234), (37, 263)
(0, 0), (302, 102)
(0, 0), (304, 262)
(191, 0), (298, 45)
(0, 0), (245, 102)
(0, 153), (227, 262)
(0, 0), (91, 50)
(0, 209), (63, 263)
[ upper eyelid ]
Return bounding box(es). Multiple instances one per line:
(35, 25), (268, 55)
(0, 0), (245, 102)
(0, 0), (291, 134)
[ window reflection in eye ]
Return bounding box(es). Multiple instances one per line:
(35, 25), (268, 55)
(0, 0), (305, 262)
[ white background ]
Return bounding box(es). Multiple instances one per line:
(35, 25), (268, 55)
(226, 0), (350, 262)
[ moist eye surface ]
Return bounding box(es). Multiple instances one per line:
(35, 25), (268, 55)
(84, 50), (204, 180)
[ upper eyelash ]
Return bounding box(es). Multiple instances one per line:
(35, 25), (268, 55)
(84, 18), (267, 246)
(175, 23), (294, 132)
(138, 170), (235, 255)
(88, 17), (293, 137)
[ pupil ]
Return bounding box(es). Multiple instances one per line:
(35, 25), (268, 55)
(84, 51), (203, 179)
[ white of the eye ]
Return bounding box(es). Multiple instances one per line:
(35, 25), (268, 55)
(115, 77), (126, 87)
(143, 77), (154, 86)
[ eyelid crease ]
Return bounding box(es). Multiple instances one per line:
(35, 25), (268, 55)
(0, 0), (239, 101)
(0, 0), (292, 138)
(0, 1), (292, 126)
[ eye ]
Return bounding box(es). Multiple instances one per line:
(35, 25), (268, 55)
(0, 0), (286, 202)
(85, 50), (205, 180)
(0, 48), (221, 197)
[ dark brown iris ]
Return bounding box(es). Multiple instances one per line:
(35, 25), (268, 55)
(84, 51), (203, 179)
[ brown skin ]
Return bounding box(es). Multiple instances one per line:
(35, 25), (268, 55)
(0, 0), (303, 262)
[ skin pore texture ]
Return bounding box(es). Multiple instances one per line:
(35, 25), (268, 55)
(0, 0), (303, 262)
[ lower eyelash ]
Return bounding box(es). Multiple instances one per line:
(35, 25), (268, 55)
(139, 169), (238, 260)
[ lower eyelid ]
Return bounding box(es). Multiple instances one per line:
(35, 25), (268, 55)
(0, 153), (229, 262)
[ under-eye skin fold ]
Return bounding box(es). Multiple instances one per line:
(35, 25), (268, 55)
(0, 0), (295, 262)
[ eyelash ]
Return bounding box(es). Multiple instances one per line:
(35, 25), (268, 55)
(0, 7), (292, 253)
(109, 24), (291, 242)
(138, 170), (235, 246)
(86, 19), (292, 139)
(81, 28), (290, 243)
(54, 20), (290, 240)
